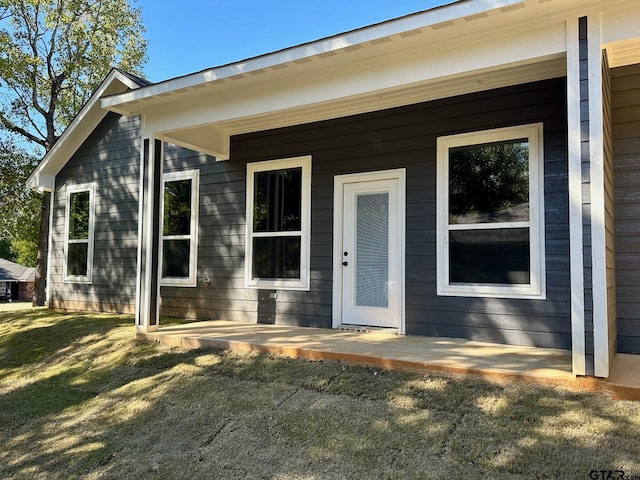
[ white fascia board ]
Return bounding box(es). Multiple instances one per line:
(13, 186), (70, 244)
(144, 21), (566, 137)
(26, 70), (143, 190)
(102, 0), (525, 113)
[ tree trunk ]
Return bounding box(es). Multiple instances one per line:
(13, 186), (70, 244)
(32, 191), (51, 306)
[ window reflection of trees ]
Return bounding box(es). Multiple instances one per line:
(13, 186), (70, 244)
(163, 180), (192, 236)
(253, 168), (302, 232)
(68, 191), (90, 240)
(449, 140), (529, 225)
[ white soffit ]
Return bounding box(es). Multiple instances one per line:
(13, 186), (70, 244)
(157, 56), (566, 160)
(602, 4), (640, 67)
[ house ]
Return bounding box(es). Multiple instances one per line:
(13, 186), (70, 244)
(0, 258), (35, 302)
(26, 0), (640, 379)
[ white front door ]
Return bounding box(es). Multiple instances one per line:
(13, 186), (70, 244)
(334, 170), (405, 331)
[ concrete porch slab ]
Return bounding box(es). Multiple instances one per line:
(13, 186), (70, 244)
(607, 353), (640, 400)
(138, 320), (639, 398)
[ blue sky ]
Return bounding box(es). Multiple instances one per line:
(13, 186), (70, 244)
(136, 0), (452, 82)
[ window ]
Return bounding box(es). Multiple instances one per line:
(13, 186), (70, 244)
(436, 124), (545, 298)
(161, 170), (199, 286)
(245, 156), (311, 290)
(64, 183), (95, 283)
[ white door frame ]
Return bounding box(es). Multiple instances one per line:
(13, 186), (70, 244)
(332, 168), (406, 333)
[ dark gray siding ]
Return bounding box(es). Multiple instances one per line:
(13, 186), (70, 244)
(159, 145), (254, 321)
(164, 78), (571, 349)
(613, 63), (640, 354)
(50, 112), (140, 313)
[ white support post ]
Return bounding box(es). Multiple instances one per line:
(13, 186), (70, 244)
(135, 136), (162, 333)
(587, 14), (611, 378)
(46, 188), (55, 308)
(567, 16), (586, 376)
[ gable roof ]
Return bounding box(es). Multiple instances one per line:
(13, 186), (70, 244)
(0, 258), (35, 283)
(100, 0), (640, 160)
(26, 68), (151, 191)
(24, 0), (640, 170)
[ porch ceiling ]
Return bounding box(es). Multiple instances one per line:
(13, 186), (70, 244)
(157, 56), (566, 159)
(102, 0), (640, 160)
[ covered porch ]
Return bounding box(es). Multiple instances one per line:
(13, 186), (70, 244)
(138, 320), (640, 400)
(101, 0), (640, 380)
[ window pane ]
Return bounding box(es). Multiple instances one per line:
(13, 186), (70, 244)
(164, 179), (192, 236)
(449, 139), (529, 224)
(449, 228), (530, 285)
(67, 243), (88, 276)
(252, 236), (301, 279)
(68, 191), (90, 240)
(162, 239), (190, 278)
(254, 167), (301, 232)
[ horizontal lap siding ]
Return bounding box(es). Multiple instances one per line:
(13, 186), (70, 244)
(50, 113), (140, 314)
(167, 78), (571, 348)
(613, 63), (640, 353)
(159, 146), (255, 321)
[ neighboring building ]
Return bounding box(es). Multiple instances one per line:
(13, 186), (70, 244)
(26, 0), (640, 378)
(0, 258), (35, 302)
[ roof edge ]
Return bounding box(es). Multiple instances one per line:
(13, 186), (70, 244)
(102, 0), (525, 113)
(26, 68), (150, 191)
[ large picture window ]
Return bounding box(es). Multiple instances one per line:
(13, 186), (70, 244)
(436, 124), (545, 298)
(161, 169), (199, 286)
(64, 183), (95, 283)
(245, 156), (311, 290)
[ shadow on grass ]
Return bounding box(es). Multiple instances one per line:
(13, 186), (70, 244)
(0, 309), (639, 479)
(0, 311), (131, 374)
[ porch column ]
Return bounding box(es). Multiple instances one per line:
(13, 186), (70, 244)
(135, 137), (163, 332)
(567, 14), (615, 378)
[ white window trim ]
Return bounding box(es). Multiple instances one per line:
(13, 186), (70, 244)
(245, 156), (312, 291)
(436, 123), (546, 299)
(63, 183), (96, 284)
(160, 169), (199, 287)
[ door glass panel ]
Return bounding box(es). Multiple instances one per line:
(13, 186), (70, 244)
(355, 192), (389, 308)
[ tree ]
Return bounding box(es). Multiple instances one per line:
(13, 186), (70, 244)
(0, 138), (39, 266)
(0, 0), (147, 304)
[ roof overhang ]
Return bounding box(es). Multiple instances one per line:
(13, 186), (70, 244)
(101, 0), (640, 161)
(26, 69), (148, 191)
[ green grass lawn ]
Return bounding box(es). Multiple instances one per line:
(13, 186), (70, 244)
(1, 308), (639, 480)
